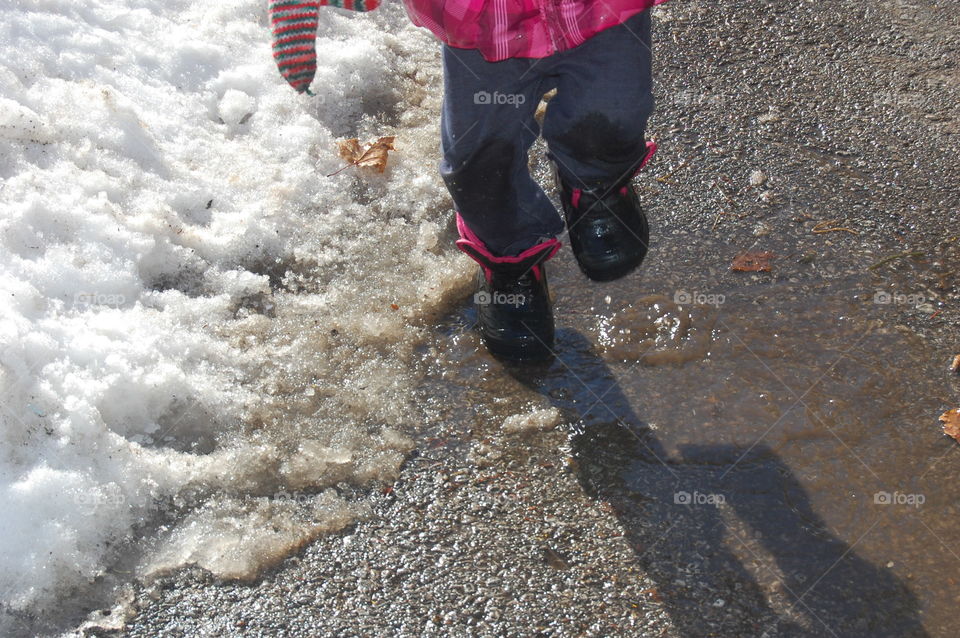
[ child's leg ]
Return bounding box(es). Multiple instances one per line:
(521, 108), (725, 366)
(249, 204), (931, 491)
(439, 48), (564, 256)
(542, 10), (655, 187)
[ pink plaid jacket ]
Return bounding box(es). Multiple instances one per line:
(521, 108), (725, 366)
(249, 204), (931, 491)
(404, 0), (666, 61)
(269, 0), (666, 92)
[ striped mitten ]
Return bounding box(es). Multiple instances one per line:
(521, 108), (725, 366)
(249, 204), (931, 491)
(269, 0), (381, 94)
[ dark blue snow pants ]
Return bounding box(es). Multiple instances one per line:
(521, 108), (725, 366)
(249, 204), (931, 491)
(440, 10), (654, 256)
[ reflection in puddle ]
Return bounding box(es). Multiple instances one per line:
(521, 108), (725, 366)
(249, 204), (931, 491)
(431, 272), (953, 636)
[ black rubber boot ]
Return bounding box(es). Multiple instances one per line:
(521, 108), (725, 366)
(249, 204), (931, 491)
(455, 215), (560, 361)
(554, 142), (656, 282)
(557, 177), (649, 282)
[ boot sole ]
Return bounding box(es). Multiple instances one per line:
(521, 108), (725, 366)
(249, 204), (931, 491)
(576, 252), (646, 282)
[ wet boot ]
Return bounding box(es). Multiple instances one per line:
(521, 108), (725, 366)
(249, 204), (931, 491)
(555, 141), (657, 282)
(455, 215), (561, 361)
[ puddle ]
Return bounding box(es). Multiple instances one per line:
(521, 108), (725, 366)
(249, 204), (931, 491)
(426, 249), (957, 636)
(592, 293), (717, 365)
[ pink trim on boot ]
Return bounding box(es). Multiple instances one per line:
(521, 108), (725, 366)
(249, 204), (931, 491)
(620, 140), (658, 195)
(636, 139), (658, 173)
(455, 214), (561, 282)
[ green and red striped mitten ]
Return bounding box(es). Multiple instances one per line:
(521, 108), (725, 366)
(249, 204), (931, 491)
(269, 0), (381, 94)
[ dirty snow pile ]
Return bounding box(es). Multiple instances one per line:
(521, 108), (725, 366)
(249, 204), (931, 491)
(0, 0), (465, 631)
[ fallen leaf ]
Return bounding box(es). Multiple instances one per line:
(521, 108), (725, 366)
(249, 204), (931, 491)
(941, 408), (960, 442)
(390, 303), (399, 311)
(950, 354), (960, 374)
(330, 136), (396, 176)
(731, 251), (775, 272)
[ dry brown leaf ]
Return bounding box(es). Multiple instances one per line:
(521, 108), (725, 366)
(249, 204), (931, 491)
(337, 138), (364, 162)
(950, 354), (960, 374)
(941, 408), (960, 442)
(331, 136), (395, 176)
(731, 251), (775, 272)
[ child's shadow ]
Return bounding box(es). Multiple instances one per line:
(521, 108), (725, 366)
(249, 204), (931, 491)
(508, 330), (928, 638)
